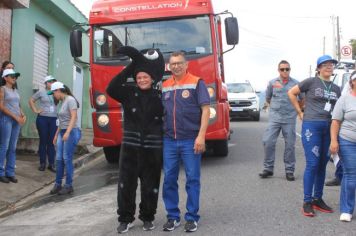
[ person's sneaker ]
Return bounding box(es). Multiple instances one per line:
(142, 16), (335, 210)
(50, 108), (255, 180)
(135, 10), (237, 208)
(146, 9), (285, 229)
(325, 178), (340, 186)
(38, 165), (46, 171)
(47, 165), (56, 173)
(0, 176), (10, 183)
(50, 185), (62, 195)
(117, 222), (134, 234)
(58, 186), (73, 195)
(340, 213), (352, 222)
(6, 176), (18, 183)
(302, 202), (315, 217)
(312, 198), (333, 213)
(163, 219), (180, 231)
(143, 221), (155, 231)
(286, 173), (295, 181)
(184, 220), (198, 232)
(259, 170), (273, 178)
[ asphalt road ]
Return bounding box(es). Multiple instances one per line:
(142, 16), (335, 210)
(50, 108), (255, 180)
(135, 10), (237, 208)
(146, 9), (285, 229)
(0, 112), (356, 236)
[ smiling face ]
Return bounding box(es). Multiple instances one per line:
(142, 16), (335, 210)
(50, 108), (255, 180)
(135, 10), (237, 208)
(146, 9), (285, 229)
(169, 55), (188, 80)
(136, 71), (153, 90)
(318, 61), (335, 79)
(4, 74), (17, 86)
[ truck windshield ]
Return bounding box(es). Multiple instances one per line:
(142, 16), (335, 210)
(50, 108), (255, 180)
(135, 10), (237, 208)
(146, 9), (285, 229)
(93, 16), (212, 64)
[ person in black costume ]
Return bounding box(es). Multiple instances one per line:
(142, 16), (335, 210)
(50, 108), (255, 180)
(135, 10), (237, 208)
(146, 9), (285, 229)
(106, 46), (165, 234)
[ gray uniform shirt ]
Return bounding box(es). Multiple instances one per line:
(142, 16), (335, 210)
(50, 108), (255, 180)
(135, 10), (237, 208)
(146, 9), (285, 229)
(299, 77), (341, 121)
(266, 77), (299, 123)
(58, 96), (78, 130)
(1, 86), (21, 117)
(332, 93), (356, 143)
(31, 89), (57, 117)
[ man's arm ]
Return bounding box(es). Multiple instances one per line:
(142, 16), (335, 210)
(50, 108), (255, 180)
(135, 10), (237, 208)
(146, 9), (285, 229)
(194, 104), (210, 154)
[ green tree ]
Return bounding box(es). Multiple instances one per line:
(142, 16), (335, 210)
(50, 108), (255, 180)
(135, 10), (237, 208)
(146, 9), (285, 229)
(350, 39), (356, 60)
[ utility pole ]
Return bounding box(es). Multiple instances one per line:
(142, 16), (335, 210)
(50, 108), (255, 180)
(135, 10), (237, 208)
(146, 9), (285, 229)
(323, 36), (325, 54)
(336, 16), (341, 61)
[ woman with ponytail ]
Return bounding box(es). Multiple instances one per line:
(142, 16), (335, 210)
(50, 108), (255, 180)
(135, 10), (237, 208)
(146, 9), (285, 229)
(48, 82), (81, 195)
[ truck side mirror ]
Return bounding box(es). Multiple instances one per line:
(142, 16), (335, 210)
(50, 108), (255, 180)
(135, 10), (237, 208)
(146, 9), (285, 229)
(225, 17), (239, 45)
(70, 30), (83, 57)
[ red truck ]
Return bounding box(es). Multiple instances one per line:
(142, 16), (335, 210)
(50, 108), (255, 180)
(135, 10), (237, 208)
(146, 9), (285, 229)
(70, 0), (239, 163)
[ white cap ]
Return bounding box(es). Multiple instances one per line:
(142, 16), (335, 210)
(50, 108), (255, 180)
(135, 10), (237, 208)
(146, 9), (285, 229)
(2, 69), (20, 78)
(351, 73), (356, 81)
(50, 81), (64, 91)
(44, 75), (55, 83)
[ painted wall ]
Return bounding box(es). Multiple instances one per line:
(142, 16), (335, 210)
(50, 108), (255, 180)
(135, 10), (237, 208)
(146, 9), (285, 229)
(11, 0), (91, 139)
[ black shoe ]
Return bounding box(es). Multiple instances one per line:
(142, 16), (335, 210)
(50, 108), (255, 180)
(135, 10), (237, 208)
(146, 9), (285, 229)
(38, 165), (46, 171)
(143, 221), (155, 231)
(0, 176), (10, 183)
(259, 170), (273, 178)
(6, 176), (18, 183)
(117, 222), (134, 234)
(47, 165), (56, 173)
(184, 220), (198, 232)
(50, 185), (62, 195)
(312, 198), (333, 213)
(302, 202), (315, 217)
(286, 173), (295, 181)
(163, 219), (180, 231)
(58, 186), (73, 195)
(325, 178), (340, 186)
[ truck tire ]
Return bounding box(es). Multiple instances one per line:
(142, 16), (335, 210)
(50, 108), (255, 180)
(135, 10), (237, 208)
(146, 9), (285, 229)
(213, 140), (228, 157)
(103, 145), (121, 164)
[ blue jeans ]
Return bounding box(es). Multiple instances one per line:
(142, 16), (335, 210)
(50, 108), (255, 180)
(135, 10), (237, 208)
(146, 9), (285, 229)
(0, 115), (21, 177)
(339, 137), (356, 214)
(36, 115), (57, 167)
(335, 160), (343, 181)
(301, 120), (331, 203)
(55, 128), (81, 187)
(162, 138), (201, 222)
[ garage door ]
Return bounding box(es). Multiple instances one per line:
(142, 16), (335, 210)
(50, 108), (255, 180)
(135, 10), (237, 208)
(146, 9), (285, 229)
(32, 30), (49, 89)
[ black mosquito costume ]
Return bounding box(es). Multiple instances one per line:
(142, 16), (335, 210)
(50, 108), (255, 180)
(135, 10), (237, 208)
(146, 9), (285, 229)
(106, 46), (165, 223)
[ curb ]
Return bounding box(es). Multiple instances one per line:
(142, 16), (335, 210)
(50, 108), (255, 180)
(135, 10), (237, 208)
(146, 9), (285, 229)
(0, 147), (103, 218)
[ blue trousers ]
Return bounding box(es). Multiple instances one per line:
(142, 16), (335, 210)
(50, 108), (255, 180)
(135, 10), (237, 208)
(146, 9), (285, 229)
(55, 128), (81, 187)
(0, 115), (21, 177)
(339, 137), (356, 214)
(36, 115), (57, 167)
(162, 138), (201, 222)
(301, 120), (331, 203)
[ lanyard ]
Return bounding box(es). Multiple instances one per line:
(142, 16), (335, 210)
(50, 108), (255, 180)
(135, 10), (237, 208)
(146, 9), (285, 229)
(319, 77), (332, 102)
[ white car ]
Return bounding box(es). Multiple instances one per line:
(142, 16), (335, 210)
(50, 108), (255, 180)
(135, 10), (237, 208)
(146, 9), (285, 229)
(227, 82), (260, 121)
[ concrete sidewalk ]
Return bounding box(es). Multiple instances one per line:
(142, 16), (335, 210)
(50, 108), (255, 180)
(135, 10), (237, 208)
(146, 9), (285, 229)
(0, 129), (103, 217)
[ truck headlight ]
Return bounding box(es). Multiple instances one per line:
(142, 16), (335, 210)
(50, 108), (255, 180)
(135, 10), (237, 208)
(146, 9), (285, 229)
(209, 107), (216, 119)
(96, 95), (107, 106)
(97, 114), (109, 127)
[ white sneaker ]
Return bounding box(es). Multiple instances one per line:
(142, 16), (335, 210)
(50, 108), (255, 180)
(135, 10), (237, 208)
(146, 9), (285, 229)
(340, 213), (352, 222)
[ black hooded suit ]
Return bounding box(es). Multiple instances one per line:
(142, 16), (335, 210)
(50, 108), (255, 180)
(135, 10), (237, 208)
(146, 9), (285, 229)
(106, 46), (165, 223)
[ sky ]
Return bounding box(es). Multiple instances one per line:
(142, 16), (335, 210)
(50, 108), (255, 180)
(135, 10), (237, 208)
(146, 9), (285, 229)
(70, 0), (356, 90)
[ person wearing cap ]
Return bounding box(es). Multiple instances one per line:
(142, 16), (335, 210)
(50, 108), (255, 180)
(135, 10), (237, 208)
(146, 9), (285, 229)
(106, 46), (165, 234)
(330, 70), (356, 222)
(48, 81), (81, 195)
(288, 55), (341, 217)
(259, 60), (302, 181)
(0, 69), (26, 183)
(29, 75), (58, 172)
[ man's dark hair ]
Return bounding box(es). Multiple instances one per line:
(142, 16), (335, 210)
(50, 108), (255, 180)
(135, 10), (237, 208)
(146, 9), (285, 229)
(170, 51), (186, 59)
(278, 60), (290, 67)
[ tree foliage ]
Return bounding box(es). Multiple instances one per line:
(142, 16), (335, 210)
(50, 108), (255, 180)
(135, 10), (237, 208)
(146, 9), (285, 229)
(350, 39), (356, 60)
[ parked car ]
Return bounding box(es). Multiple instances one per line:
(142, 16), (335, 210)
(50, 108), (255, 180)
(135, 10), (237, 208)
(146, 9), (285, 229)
(227, 81), (260, 121)
(333, 68), (354, 93)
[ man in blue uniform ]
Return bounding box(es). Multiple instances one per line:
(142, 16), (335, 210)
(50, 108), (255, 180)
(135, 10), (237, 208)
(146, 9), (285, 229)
(162, 51), (210, 233)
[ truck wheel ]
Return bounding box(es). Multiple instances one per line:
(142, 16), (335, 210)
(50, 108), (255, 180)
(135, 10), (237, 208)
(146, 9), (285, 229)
(213, 140), (228, 157)
(103, 145), (121, 164)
